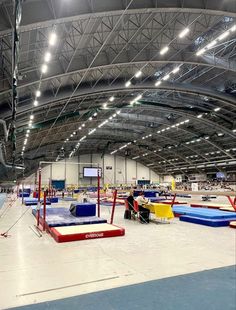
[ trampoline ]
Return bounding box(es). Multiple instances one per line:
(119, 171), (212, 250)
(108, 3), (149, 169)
(50, 223), (125, 243)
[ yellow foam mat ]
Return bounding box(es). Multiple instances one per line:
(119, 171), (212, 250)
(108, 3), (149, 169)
(55, 223), (119, 235)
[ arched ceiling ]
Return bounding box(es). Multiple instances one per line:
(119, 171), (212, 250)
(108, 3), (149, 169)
(0, 0), (236, 180)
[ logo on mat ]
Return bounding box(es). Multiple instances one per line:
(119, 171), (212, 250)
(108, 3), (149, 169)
(85, 233), (104, 238)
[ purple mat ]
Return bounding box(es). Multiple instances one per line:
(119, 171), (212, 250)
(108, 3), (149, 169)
(32, 207), (107, 227)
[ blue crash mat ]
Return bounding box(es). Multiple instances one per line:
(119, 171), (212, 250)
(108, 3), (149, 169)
(32, 207), (107, 227)
(19, 192), (30, 198)
(134, 190), (160, 197)
(24, 198), (51, 205)
(49, 197), (59, 203)
(179, 216), (232, 227)
(70, 202), (96, 217)
(173, 206), (236, 219)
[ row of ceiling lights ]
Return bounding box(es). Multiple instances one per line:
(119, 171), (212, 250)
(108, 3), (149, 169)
(66, 110), (121, 159)
(58, 23), (236, 161)
(58, 111), (98, 159)
(109, 23), (236, 163)
(111, 119), (190, 154)
(196, 24), (236, 56)
(168, 159), (236, 172)
(21, 32), (57, 157)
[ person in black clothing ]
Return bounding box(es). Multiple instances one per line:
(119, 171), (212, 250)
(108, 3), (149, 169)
(126, 190), (136, 219)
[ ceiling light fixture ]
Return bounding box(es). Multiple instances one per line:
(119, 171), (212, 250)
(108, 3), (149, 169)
(230, 24), (236, 32)
(155, 81), (161, 87)
(178, 27), (190, 38)
(172, 67), (180, 74)
(125, 80), (131, 87)
(163, 74), (170, 81)
(206, 40), (217, 49)
(196, 48), (205, 56)
(49, 32), (57, 46)
(44, 52), (51, 62)
(35, 90), (41, 97)
(135, 70), (142, 78)
(41, 64), (48, 74)
(160, 46), (169, 55)
(218, 31), (230, 41)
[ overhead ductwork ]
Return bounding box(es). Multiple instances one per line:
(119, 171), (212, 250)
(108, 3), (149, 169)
(0, 143), (24, 170)
(0, 119), (8, 142)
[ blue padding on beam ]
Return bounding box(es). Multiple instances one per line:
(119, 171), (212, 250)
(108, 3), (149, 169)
(179, 216), (231, 227)
(173, 206), (236, 219)
(32, 207), (107, 227)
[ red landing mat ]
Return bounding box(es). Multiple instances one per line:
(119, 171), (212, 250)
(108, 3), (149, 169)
(49, 223), (125, 243)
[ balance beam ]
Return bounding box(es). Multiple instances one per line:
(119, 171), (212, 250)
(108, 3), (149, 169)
(170, 190), (236, 211)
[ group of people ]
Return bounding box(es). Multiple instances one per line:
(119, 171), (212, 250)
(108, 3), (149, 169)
(126, 190), (150, 224)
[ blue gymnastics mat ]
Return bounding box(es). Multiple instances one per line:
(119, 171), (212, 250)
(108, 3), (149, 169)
(24, 198), (51, 206)
(32, 207), (107, 227)
(179, 216), (232, 227)
(172, 206), (236, 220)
(49, 197), (58, 203)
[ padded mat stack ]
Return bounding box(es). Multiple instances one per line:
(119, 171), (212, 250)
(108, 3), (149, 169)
(32, 204), (125, 243)
(24, 197), (51, 206)
(173, 206), (236, 227)
(32, 207), (106, 227)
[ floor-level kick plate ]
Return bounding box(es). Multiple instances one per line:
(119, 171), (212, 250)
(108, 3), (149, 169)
(50, 223), (125, 243)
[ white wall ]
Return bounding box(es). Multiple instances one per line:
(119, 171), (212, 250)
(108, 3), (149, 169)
(163, 175), (174, 183)
(24, 154), (161, 187)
